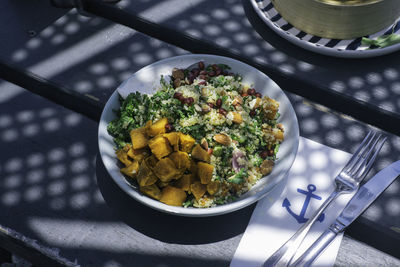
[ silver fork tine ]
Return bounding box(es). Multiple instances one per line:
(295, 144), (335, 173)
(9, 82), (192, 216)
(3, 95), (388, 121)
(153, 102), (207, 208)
(343, 131), (374, 172)
(348, 132), (380, 176)
(354, 135), (387, 180)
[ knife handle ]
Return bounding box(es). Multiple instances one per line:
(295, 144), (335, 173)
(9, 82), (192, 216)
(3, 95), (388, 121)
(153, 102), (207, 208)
(291, 222), (345, 267)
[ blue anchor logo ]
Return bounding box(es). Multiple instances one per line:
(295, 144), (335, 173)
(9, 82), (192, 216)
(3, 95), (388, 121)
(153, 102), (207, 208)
(282, 184), (325, 224)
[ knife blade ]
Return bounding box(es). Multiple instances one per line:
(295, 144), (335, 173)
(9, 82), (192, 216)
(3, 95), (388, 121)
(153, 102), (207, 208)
(291, 160), (400, 267)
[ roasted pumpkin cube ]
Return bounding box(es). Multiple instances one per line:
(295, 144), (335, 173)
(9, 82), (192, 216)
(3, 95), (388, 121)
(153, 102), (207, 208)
(190, 181), (207, 200)
(263, 97), (279, 120)
(116, 149), (132, 167)
(169, 151), (190, 172)
(160, 186), (187, 206)
(174, 174), (195, 191)
(153, 157), (182, 182)
(156, 180), (170, 188)
(189, 158), (197, 175)
(163, 132), (180, 151)
(197, 162), (214, 184)
(148, 135), (172, 159)
(120, 160), (139, 178)
(207, 181), (220, 195)
(144, 120), (152, 129)
(144, 154), (158, 169)
(127, 147), (149, 163)
(147, 117), (168, 137)
(136, 161), (158, 186)
(122, 144), (131, 152)
(263, 127), (284, 143)
(130, 127), (149, 149)
(140, 184), (162, 200)
(191, 144), (211, 163)
(179, 133), (195, 153)
(274, 129), (284, 142)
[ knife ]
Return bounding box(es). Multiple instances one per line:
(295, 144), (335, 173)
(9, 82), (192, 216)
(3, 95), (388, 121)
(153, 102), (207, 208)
(290, 160), (400, 267)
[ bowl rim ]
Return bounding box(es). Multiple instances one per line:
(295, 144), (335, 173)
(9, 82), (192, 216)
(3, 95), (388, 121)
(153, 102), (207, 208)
(98, 54), (299, 217)
(251, 0), (400, 58)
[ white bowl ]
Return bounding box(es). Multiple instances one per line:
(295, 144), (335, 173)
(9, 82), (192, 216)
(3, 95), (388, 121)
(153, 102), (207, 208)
(98, 54), (299, 217)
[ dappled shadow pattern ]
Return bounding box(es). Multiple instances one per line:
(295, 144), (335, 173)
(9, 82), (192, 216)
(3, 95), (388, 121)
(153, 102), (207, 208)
(0, 0), (399, 265)
(96, 156), (256, 245)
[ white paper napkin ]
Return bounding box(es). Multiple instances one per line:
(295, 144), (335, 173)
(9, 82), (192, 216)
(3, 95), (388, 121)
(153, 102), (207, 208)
(231, 137), (355, 267)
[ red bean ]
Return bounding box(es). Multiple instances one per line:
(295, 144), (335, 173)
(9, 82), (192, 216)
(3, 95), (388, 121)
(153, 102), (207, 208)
(180, 98), (186, 105)
(267, 150), (274, 157)
(186, 97), (194, 106)
(255, 92), (262, 98)
(211, 64), (219, 71)
(216, 69), (222, 76)
(188, 75), (195, 84)
(200, 70), (208, 75)
(216, 98), (222, 108)
(260, 150), (268, 159)
(219, 108), (227, 116)
(177, 95), (185, 101)
(198, 80), (206, 85)
(191, 68), (200, 77)
(165, 124), (174, 132)
(208, 103), (215, 108)
(208, 71), (216, 77)
(249, 110), (256, 117)
(198, 61), (205, 70)
(248, 88), (256, 95)
(173, 92), (182, 99)
(222, 70), (228, 76)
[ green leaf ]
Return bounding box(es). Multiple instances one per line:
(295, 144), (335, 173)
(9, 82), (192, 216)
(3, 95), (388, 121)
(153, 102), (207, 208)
(217, 64), (231, 70)
(362, 34), (400, 49)
(228, 168), (247, 184)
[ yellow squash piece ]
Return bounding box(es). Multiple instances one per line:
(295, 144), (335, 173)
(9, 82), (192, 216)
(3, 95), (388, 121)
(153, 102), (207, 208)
(169, 151), (190, 172)
(156, 180), (170, 188)
(263, 127), (284, 143)
(197, 162), (214, 184)
(136, 160), (158, 186)
(120, 160), (139, 178)
(153, 157), (182, 182)
(140, 184), (162, 200)
(147, 117), (168, 137)
(160, 186), (187, 206)
(191, 144), (211, 163)
(163, 132), (180, 151)
(127, 147), (149, 163)
(130, 127), (149, 150)
(274, 129), (284, 142)
(174, 174), (195, 191)
(231, 112), (243, 124)
(148, 135), (173, 159)
(116, 149), (132, 167)
(207, 181), (220, 195)
(179, 133), (195, 153)
(189, 158), (197, 175)
(144, 154), (158, 169)
(190, 181), (207, 200)
(122, 144), (131, 152)
(263, 97), (279, 120)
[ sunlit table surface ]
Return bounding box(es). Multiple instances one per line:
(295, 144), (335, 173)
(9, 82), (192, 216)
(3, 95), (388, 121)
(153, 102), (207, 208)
(0, 0), (399, 266)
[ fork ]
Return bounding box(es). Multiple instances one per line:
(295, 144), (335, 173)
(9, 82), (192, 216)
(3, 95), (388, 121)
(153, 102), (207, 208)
(263, 131), (386, 267)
